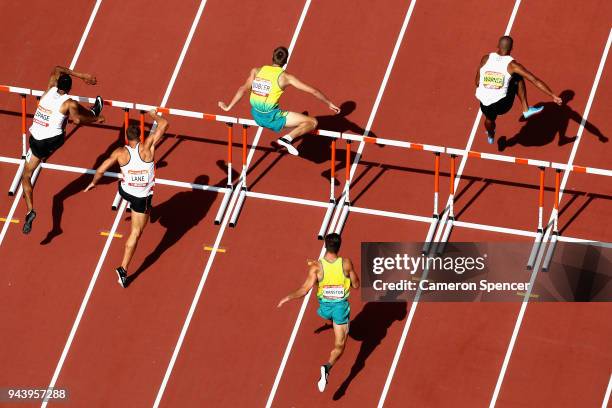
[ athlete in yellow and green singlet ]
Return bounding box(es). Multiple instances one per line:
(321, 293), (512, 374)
(278, 233), (360, 392)
(218, 46), (340, 156)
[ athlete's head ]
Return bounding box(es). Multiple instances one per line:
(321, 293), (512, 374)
(324, 233), (342, 254)
(57, 74), (72, 93)
(272, 46), (289, 66)
(126, 125), (140, 142)
(498, 36), (513, 53)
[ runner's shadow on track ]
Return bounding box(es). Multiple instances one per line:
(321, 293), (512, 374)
(498, 90), (608, 151)
(126, 167), (238, 286)
(315, 297), (407, 401)
(39, 122), (130, 245)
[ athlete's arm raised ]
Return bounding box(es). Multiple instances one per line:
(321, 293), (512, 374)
(66, 99), (105, 125)
(509, 61), (562, 104)
(277, 263), (319, 307)
(343, 258), (360, 289)
(218, 68), (258, 112)
(142, 109), (169, 152)
(47, 65), (97, 90)
(281, 73), (340, 113)
(84, 148), (122, 192)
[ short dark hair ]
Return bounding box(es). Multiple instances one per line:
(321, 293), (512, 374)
(324, 233), (342, 254)
(126, 125), (140, 141)
(57, 74), (72, 93)
(272, 46), (289, 66)
(498, 35), (513, 51)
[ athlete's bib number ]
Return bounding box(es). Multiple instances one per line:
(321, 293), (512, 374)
(32, 105), (53, 127)
(252, 77), (272, 97)
(127, 170), (150, 187)
(322, 285), (344, 300)
(482, 71), (505, 89)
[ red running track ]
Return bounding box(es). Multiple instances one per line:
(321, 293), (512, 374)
(0, 1), (610, 407)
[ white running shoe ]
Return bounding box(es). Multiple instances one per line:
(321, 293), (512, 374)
(275, 137), (299, 156)
(317, 365), (328, 392)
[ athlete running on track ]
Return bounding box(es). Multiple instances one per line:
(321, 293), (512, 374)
(84, 110), (168, 288)
(278, 233), (359, 392)
(218, 46), (340, 156)
(476, 36), (562, 144)
(22, 66), (104, 234)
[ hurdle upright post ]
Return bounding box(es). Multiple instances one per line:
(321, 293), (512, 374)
(317, 137), (337, 239)
(527, 166), (547, 269)
(436, 153), (456, 255)
(123, 108), (129, 144)
(542, 168), (562, 272)
(139, 110), (145, 142)
(333, 139), (351, 235)
(214, 123), (234, 225)
(229, 124), (249, 227)
(8, 93), (29, 195)
(422, 152), (441, 254)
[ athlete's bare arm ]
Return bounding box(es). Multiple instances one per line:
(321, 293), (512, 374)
(218, 68), (258, 112)
(66, 99), (105, 125)
(84, 148), (123, 192)
(280, 72), (340, 113)
(475, 55), (489, 87)
(47, 65), (97, 90)
(343, 258), (360, 289)
(277, 264), (319, 307)
(142, 109), (169, 153)
(509, 61), (562, 104)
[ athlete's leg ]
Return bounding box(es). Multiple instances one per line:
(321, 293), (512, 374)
(328, 322), (349, 366)
(121, 211), (149, 271)
(515, 75), (529, 112)
(22, 154), (41, 213)
(484, 117), (496, 136)
(283, 111), (318, 139)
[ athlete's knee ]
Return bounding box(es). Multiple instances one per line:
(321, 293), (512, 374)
(309, 116), (318, 129)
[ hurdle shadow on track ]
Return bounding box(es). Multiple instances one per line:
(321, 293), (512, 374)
(314, 298), (407, 401)
(126, 164), (239, 287)
(39, 121), (131, 245)
(498, 90), (608, 152)
(247, 101), (377, 190)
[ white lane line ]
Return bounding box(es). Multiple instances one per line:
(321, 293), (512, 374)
(377, 2), (523, 406)
(152, 3), (312, 406)
(69, 0), (103, 70)
(41, 3), (210, 406)
(602, 372), (612, 408)
(266, 1), (419, 406)
(489, 28), (612, 408)
(0, 1), (104, 249)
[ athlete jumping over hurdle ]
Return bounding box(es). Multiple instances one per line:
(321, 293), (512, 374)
(476, 36), (562, 144)
(84, 110), (168, 288)
(218, 46), (340, 156)
(22, 66), (104, 234)
(278, 233), (359, 392)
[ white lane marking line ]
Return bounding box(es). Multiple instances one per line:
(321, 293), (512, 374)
(489, 28), (612, 408)
(153, 3), (312, 406)
(378, 2), (523, 406)
(42, 3), (210, 406)
(267, 1), (420, 406)
(69, 0), (103, 70)
(0, 1), (103, 249)
(602, 372), (612, 408)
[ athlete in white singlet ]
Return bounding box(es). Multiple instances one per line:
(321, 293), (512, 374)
(85, 110), (169, 288)
(475, 36), (562, 145)
(21, 66), (104, 234)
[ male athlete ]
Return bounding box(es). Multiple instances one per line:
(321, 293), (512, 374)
(84, 110), (168, 288)
(476, 36), (562, 144)
(218, 46), (340, 156)
(278, 233), (359, 392)
(22, 65), (104, 234)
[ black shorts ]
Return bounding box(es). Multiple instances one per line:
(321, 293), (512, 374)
(118, 183), (153, 214)
(29, 133), (65, 159)
(479, 74), (520, 121)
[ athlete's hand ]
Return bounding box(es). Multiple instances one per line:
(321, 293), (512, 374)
(328, 102), (340, 114)
(148, 109), (158, 118)
(277, 297), (289, 308)
(218, 101), (230, 112)
(552, 95), (562, 105)
(82, 74), (97, 85)
(84, 182), (95, 192)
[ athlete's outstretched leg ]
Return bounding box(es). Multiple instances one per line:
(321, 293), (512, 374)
(318, 322), (349, 392)
(21, 154), (41, 234)
(275, 111), (317, 156)
(116, 211), (148, 287)
(516, 75), (529, 112)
